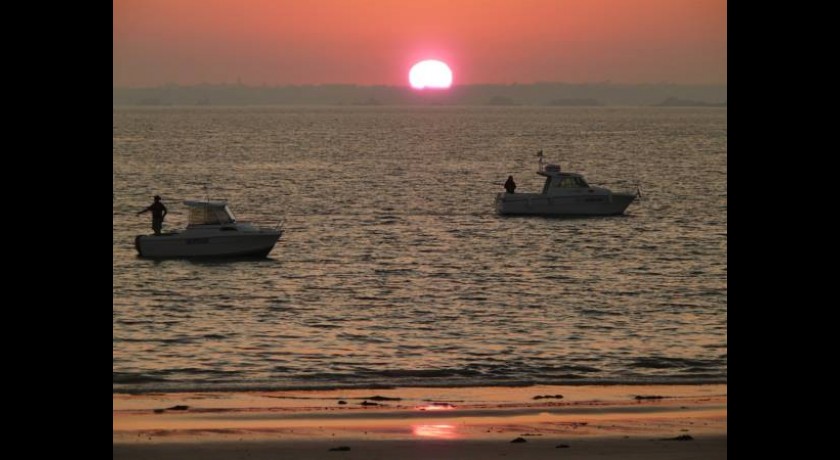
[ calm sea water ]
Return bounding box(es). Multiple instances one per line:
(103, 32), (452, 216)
(113, 106), (727, 393)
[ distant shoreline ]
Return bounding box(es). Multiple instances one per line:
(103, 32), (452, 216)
(113, 83), (727, 107)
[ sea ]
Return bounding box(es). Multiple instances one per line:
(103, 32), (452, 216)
(113, 106), (727, 393)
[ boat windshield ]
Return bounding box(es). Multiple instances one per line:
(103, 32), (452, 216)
(188, 205), (236, 226)
(555, 176), (589, 188)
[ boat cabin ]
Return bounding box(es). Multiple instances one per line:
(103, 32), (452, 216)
(184, 200), (237, 227)
(537, 164), (591, 194)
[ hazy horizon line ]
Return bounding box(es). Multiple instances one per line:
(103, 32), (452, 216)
(113, 81), (727, 90)
(113, 82), (727, 107)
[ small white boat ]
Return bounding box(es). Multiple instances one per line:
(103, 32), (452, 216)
(495, 163), (637, 216)
(135, 200), (283, 259)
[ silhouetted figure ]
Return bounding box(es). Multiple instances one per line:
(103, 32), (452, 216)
(137, 195), (168, 235)
(504, 176), (517, 194)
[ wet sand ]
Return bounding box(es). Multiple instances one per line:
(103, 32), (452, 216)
(113, 384), (726, 459)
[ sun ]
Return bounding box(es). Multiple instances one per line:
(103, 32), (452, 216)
(409, 60), (453, 89)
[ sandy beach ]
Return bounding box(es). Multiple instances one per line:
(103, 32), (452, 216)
(114, 384), (726, 459)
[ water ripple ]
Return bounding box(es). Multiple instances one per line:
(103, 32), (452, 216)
(114, 106), (726, 392)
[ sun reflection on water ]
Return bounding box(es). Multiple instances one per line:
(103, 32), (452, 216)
(412, 424), (459, 439)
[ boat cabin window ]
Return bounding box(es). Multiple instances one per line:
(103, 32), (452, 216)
(188, 205), (236, 226)
(555, 176), (589, 188)
(542, 177), (552, 194)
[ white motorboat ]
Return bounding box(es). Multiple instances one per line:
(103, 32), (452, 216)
(495, 163), (638, 216)
(135, 200), (283, 259)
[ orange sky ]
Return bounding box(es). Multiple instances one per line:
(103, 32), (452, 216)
(113, 0), (726, 87)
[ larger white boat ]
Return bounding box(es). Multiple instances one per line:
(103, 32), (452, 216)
(135, 200), (283, 259)
(495, 163), (638, 216)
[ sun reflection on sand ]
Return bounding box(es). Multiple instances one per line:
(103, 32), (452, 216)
(412, 424), (459, 439)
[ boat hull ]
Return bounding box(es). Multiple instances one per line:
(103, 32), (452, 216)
(135, 231), (282, 259)
(495, 192), (636, 216)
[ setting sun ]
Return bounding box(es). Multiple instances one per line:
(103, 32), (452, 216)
(409, 60), (453, 89)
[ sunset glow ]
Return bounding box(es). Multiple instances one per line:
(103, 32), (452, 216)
(114, 1), (726, 87)
(409, 60), (453, 89)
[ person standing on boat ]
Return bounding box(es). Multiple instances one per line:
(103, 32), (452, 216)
(504, 175), (517, 194)
(137, 195), (168, 235)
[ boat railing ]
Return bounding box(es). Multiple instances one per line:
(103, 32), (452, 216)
(593, 180), (643, 199)
(596, 179), (640, 189)
(242, 218), (285, 232)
